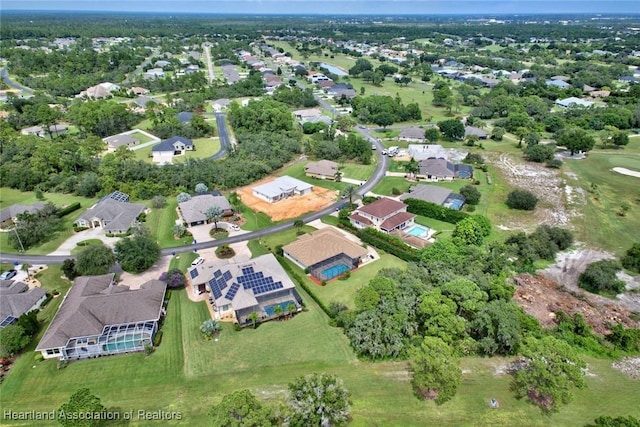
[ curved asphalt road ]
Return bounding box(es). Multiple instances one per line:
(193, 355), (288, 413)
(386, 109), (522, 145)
(1, 67), (34, 95)
(211, 112), (232, 160)
(0, 126), (386, 265)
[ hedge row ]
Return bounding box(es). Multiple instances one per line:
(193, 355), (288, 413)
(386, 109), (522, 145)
(56, 202), (81, 218)
(355, 228), (421, 262)
(404, 198), (469, 224)
(275, 254), (330, 317)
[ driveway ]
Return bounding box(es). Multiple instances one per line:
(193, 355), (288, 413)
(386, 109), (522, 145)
(115, 255), (172, 290)
(49, 228), (120, 256)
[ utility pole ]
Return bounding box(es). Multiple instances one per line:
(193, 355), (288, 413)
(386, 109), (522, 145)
(14, 228), (25, 253)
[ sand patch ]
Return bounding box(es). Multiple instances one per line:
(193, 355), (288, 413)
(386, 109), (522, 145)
(612, 167), (640, 178)
(237, 177), (339, 221)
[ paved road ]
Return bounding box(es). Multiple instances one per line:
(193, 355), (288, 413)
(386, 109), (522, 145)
(1, 67), (34, 95)
(211, 112), (232, 160)
(202, 43), (215, 83)
(122, 47), (161, 85)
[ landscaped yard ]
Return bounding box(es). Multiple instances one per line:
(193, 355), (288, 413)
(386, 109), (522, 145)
(339, 160), (377, 181)
(145, 198), (194, 248)
(277, 161), (347, 192)
(132, 137), (221, 163)
(0, 188), (99, 255)
(128, 130), (155, 144)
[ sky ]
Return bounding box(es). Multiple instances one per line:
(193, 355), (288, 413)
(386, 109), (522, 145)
(2, 0), (639, 15)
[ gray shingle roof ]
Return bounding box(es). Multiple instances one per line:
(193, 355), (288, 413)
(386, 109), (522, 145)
(418, 159), (455, 178)
(152, 136), (194, 153)
(76, 199), (145, 232)
(0, 202), (46, 223)
(178, 195), (232, 224)
(0, 283), (46, 325)
(36, 274), (166, 350)
(399, 127), (425, 140)
(103, 134), (140, 148)
(400, 184), (452, 205)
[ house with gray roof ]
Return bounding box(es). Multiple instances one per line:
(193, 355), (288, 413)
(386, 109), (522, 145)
(178, 194), (233, 226)
(304, 160), (339, 180)
(0, 202), (46, 228)
(400, 184), (466, 210)
(398, 127), (426, 142)
(0, 280), (47, 328)
(555, 97), (594, 108)
(36, 274), (166, 360)
(464, 126), (488, 139)
(103, 133), (140, 150)
(74, 198), (145, 233)
(546, 79), (571, 88)
(187, 254), (301, 326)
(252, 176), (313, 203)
(152, 136), (194, 165)
(417, 159), (473, 181)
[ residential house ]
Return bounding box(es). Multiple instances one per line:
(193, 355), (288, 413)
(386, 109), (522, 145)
(212, 98), (231, 112)
(546, 79), (571, 88)
(143, 68), (165, 80)
(408, 144), (448, 161)
(187, 254), (302, 325)
(103, 133), (140, 151)
(400, 184), (466, 210)
(464, 126), (488, 139)
(0, 202), (46, 228)
(178, 194), (233, 226)
(304, 160), (339, 180)
(36, 274), (166, 360)
(133, 96), (155, 110)
(283, 228), (368, 281)
(129, 87), (149, 96)
(74, 196), (145, 234)
(20, 125), (68, 138)
(151, 136), (195, 165)
(326, 84), (357, 99)
(0, 280), (48, 328)
(78, 82), (120, 99)
(154, 60), (171, 68)
(417, 159), (473, 181)
(349, 197), (415, 233)
(555, 97), (594, 108)
(252, 176), (313, 204)
(398, 127), (426, 143)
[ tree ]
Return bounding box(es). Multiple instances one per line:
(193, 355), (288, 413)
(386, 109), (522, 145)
(75, 243), (115, 276)
(612, 131), (629, 148)
(200, 319), (221, 339)
(288, 373), (350, 427)
(491, 126), (506, 141)
(409, 336), (462, 405)
(247, 312), (259, 329)
(177, 192), (191, 203)
(459, 185), (480, 205)
(524, 131), (540, 146)
(586, 416), (640, 427)
(510, 336), (586, 414)
(151, 195), (166, 209)
(58, 388), (105, 427)
(286, 302), (297, 319)
(293, 219), (304, 234)
(524, 144), (555, 163)
(115, 234), (160, 273)
(578, 260), (626, 295)
(62, 258), (78, 280)
(195, 183), (208, 194)
(470, 300), (523, 355)
(172, 223), (187, 238)
(342, 185), (357, 204)
(622, 243), (640, 273)
(453, 216), (485, 246)
(210, 389), (276, 427)
(506, 189), (538, 210)
(556, 127), (596, 155)
(273, 304), (284, 320)
(162, 268), (186, 289)
(372, 112), (395, 129)
(424, 128), (440, 142)
(0, 325), (30, 357)
(206, 205), (224, 230)
(437, 119), (465, 140)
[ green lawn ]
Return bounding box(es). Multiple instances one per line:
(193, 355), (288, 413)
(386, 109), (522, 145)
(278, 161), (347, 192)
(238, 201), (275, 231)
(132, 138), (221, 163)
(371, 176), (413, 195)
(0, 189), (100, 255)
(69, 239), (104, 255)
(339, 161), (377, 181)
(128, 131), (155, 144)
(145, 199), (194, 248)
(565, 150), (640, 255)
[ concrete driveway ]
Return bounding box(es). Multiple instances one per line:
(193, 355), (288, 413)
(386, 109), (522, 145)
(49, 228), (119, 256)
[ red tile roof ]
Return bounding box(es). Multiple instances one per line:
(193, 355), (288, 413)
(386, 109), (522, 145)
(349, 212), (373, 226)
(358, 198), (407, 219)
(380, 212), (415, 231)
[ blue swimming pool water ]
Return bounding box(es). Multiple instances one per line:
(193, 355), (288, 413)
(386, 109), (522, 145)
(264, 300), (295, 317)
(321, 263), (350, 280)
(447, 199), (465, 210)
(320, 63), (348, 76)
(406, 225), (431, 238)
(103, 333), (147, 352)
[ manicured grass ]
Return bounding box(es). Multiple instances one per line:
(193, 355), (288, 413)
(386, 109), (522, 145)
(339, 161), (377, 181)
(131, 138), (221, 163)
(259, 225), (317, 252)
(278, 161), (347, 192)
(565, 151), (640, 256)
(414, 214), (456, 240)
(128, 130), (155, 144)
(238, 202), (275, 231)
(69, 239), (104, 255)
(320, 215), (340, 226)
(0, 188), (99, 255)
(371, 176), (413, 195)
(145, 199), (194, 248)
(247, 239), (270, 258)
(132, 144), (153, 161)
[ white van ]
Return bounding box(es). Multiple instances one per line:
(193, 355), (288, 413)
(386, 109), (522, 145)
(191, 257), (205, 266)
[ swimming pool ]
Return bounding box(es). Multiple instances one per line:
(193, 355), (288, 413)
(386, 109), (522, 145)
(446, 199), (465, 210)
(319, 62), (348, 76)
(321, 263), (350, 280)
(103, 333), (148, 352)
(264, 300), (295, 317)
(405, 225), (431, 238)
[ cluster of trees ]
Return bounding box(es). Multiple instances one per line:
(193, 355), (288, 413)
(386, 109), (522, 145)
(9, 202), (61, 250)
(210, 373), (350, 426)
(505, 225), (574, 271)
(272, 85), (318, 108)
(351, 95), (421, 126)
(437, 119), (465, 140)
(578, 260), (626, 295)
(114, 226), (160, 273)
(68, 100), (140, 138)
(0, 311), (40, 358)
(147, 106), (215, 140)
(305, 133), (373, 165)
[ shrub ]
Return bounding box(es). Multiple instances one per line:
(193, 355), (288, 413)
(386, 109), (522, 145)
(578, 260), (626, 295)
(34, 353), (44, 362)
(233, 323), (242, 332)
(356, 228), (421, 262)
(621, 243), (640, 273)
(404, 198), (469, 224)
(57, 359), (68, 369)
(524, 144), (555, 163)
(153, 331), (163, 347)
(391, 187), (401, 196)
(56, 202), (81, 218)
(144, 345), (155, 355)
(506, 189), (538, 211)
(546, 158), (563, 168)
(216, 245), (235, 259)
(176, 192), (191, 203)
(460, 185), (481, 205)
(361, 196), (379, 204)
(151, 195), (166, 209)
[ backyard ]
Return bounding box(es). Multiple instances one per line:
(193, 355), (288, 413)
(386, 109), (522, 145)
(132, 137), (221, 162)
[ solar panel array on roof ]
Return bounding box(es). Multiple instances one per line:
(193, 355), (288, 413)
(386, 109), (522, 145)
(236, 267), (284, 296)
(214, 269), (222, 278)
(106, 191), (130, 203)
(208, 269), (233, 299)
(189, 269), (199, 279)
(0, 316), (17, 328)
(225, 283), (240, 300)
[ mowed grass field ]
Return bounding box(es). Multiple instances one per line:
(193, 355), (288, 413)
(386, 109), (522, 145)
(2, 259), (639, 426)
(0, 188), (100, 255)
(565, 148), (640, 256)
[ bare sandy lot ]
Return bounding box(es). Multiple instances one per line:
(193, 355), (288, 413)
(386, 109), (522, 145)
(612, 167), (640, 178)
(237, 177), (339, 221)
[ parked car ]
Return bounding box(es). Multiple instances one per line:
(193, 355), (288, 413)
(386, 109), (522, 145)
(0, 269), (17, 280)
(230, 224), (240, 231)
(191, 257), (204, 266)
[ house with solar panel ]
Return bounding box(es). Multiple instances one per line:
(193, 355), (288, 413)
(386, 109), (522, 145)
(187, 254), (302, 326)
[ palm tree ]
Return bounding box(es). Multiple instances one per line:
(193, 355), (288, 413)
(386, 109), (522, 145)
(293, 219), (304, 234)
(205, 205), (224, 231)
(286, 303), (297, 320)
(247, 312), (259, 329)
(273, 304), (284, 320)
(334, 170), (343, 182)
(342, 185), (357, 205)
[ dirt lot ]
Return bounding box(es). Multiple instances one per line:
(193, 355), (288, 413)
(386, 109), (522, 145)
(492, 153), (586, 229)
(237, 177), (339, 221)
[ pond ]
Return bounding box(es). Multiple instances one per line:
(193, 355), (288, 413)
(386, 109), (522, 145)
(319, 62), (348, 76)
